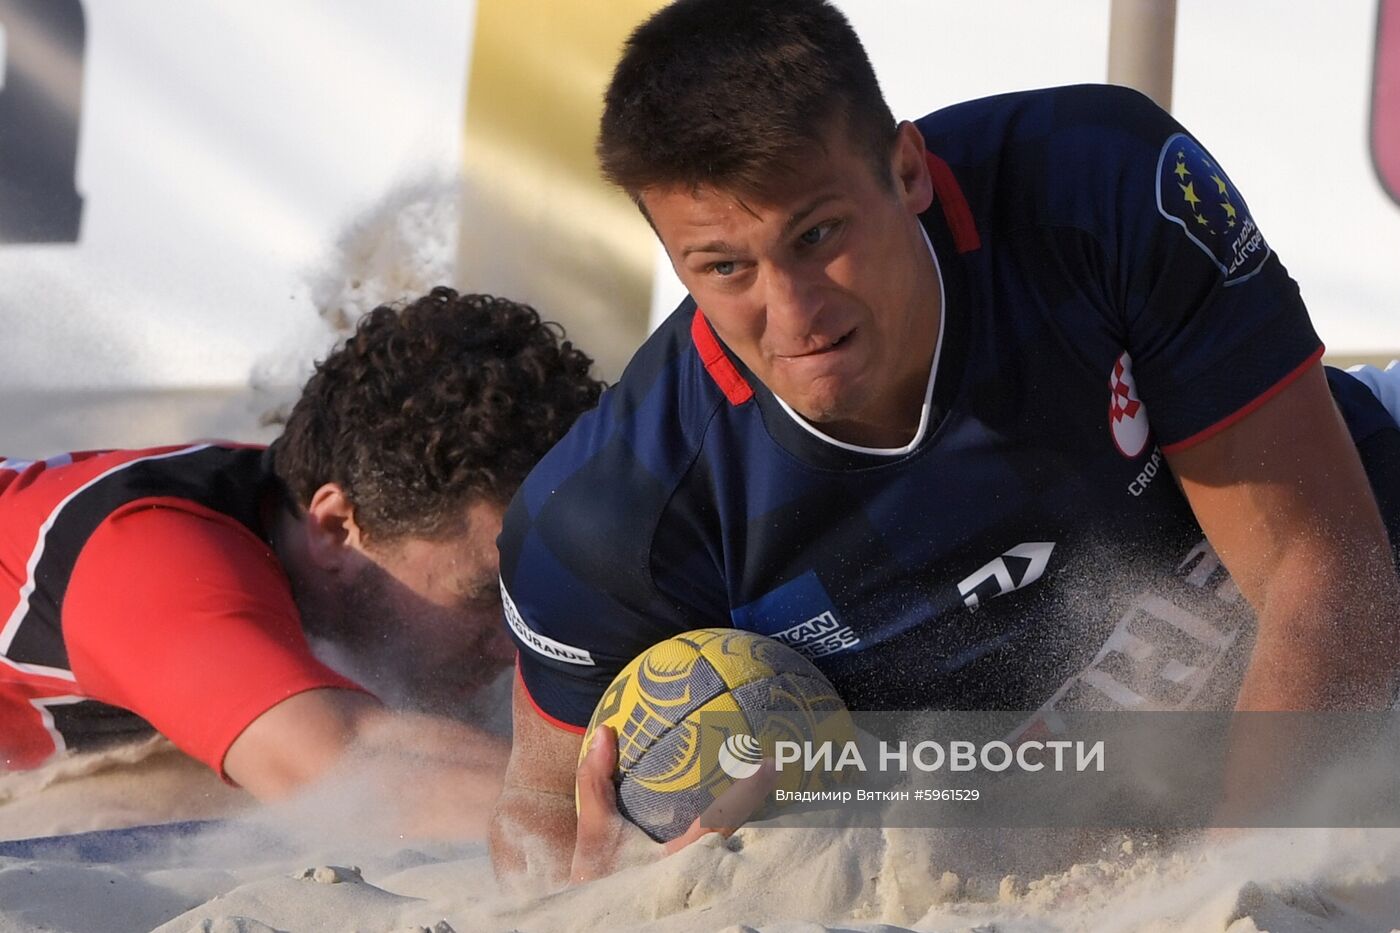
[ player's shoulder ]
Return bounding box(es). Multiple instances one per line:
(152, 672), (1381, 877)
(917, 85), (1186, 242)
(498, 298), (740, 662)
(80, 500), (281, 590)
(71, 447), (279, 589)
(917, 84), (1179, 192)
(512, 299), (728, 504)
(916, 84), (1173, 155)
(2, 443), (268, 526)
(501, 297), (733, 560)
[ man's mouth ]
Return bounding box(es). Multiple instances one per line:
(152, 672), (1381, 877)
(786, 330), (854, 358)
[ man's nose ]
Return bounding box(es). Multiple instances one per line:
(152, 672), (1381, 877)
(762, 265), (823, 330)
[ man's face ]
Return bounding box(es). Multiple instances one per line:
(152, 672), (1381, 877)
(335, 499), (514, 715)
(643, 122), (939, 446)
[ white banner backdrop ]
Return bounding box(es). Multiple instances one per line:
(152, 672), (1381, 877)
(1, 0), (1395, 416)
(0, 0), (475, 394)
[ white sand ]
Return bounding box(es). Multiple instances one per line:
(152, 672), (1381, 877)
(0, 739), (251, 842)
(4, 720), (1400, 933)
(4, 786), (1400, 933)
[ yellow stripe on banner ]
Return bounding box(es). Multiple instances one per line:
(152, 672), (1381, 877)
(1324, 353), (1400, 368)
(458, 0), (664, 380)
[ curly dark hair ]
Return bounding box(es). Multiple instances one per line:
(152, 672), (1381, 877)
(272, 287), (604, 541)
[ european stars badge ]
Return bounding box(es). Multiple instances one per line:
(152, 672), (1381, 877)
(1155, 132), (1270, 285)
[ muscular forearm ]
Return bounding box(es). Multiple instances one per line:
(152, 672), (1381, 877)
(1165, 362), (1400, 711)
(1219, 539), (1398, 824)
(227, 692), (509, 838)
(491, 674), (589, 888)
(489, 784), (578, 892)
(1235, 536), (1400, 710)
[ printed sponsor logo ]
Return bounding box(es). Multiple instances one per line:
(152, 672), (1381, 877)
(957, 542), (1056, 610)
(1109, 352), (1152, 459)
(772, 610), (861, 659)
(1128, 447), (1164, 497)
(499, 579), (595, 666)
(733, 571), (860, 658)
(1156, 132), (1270, 285)
(1010, 538), (1245, 742)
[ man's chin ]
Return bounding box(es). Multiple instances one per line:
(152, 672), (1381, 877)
(782, 392), (847, 425)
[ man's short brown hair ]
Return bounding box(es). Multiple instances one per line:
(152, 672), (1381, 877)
(598, 0), (897, 200)
(272, 287), (604, 541)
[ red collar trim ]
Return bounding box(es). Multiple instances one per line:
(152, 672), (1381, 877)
(924, 151), (981, 254)
(690, 311), (754, 406)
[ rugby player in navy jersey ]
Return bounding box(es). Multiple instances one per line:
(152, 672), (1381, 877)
(491, 0), (1400, 885)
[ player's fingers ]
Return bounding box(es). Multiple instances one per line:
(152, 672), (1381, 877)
(575, 725), (620, 827)
(570, 726), (625, 885)
(665, 758), (780, 855)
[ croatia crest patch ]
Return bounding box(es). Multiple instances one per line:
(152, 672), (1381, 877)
(1109, 351), (1151, 458)
(1156, 132), (1270, 286)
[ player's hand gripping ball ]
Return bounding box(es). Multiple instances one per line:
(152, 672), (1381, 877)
(578, 628), (852, 842)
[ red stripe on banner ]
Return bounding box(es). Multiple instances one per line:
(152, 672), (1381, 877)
(691, 311), (755, 405)
(1375, 0), (1400, 205)
(1160, 346), (1325, 455)
(924, 152), (981, 254)
(515, 659), (587, 735)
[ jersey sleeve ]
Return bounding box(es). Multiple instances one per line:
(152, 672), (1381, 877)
(62, 502), (368, 778)
(498, 479), (703, 732)
(1090, 85), (1323, 450)
(497, 369), (722, 731)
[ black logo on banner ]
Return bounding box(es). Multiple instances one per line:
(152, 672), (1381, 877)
(0, 0), (86, 243)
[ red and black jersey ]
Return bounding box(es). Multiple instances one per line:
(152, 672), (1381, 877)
(0, 444), (362, 775)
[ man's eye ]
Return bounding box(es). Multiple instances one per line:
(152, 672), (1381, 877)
(710, 260), (736, 276)
(799, 222), (837, 246)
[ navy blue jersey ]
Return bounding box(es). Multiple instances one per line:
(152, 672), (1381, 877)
(500, 85), (1400, 730)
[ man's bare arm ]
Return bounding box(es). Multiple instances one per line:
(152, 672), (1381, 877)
(1166, 362), (1400, 710)
(224, 687), (508, 838)
(489, 673), (585, 890)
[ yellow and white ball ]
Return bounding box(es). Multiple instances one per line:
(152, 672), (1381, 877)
(579, 628), (851, 842)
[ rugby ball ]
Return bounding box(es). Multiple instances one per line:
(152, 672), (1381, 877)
(578, 628), (850, 842)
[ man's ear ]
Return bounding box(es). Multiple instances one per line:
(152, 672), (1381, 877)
(303, 483), (367, 571)
(891, 120), (934, 215)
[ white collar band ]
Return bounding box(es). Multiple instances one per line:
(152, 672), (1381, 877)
(772, 222), (945, 457)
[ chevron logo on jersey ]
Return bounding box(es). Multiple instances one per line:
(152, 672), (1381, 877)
(1156, 132), (1270, 285)
(957, 542), (1056, 610)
